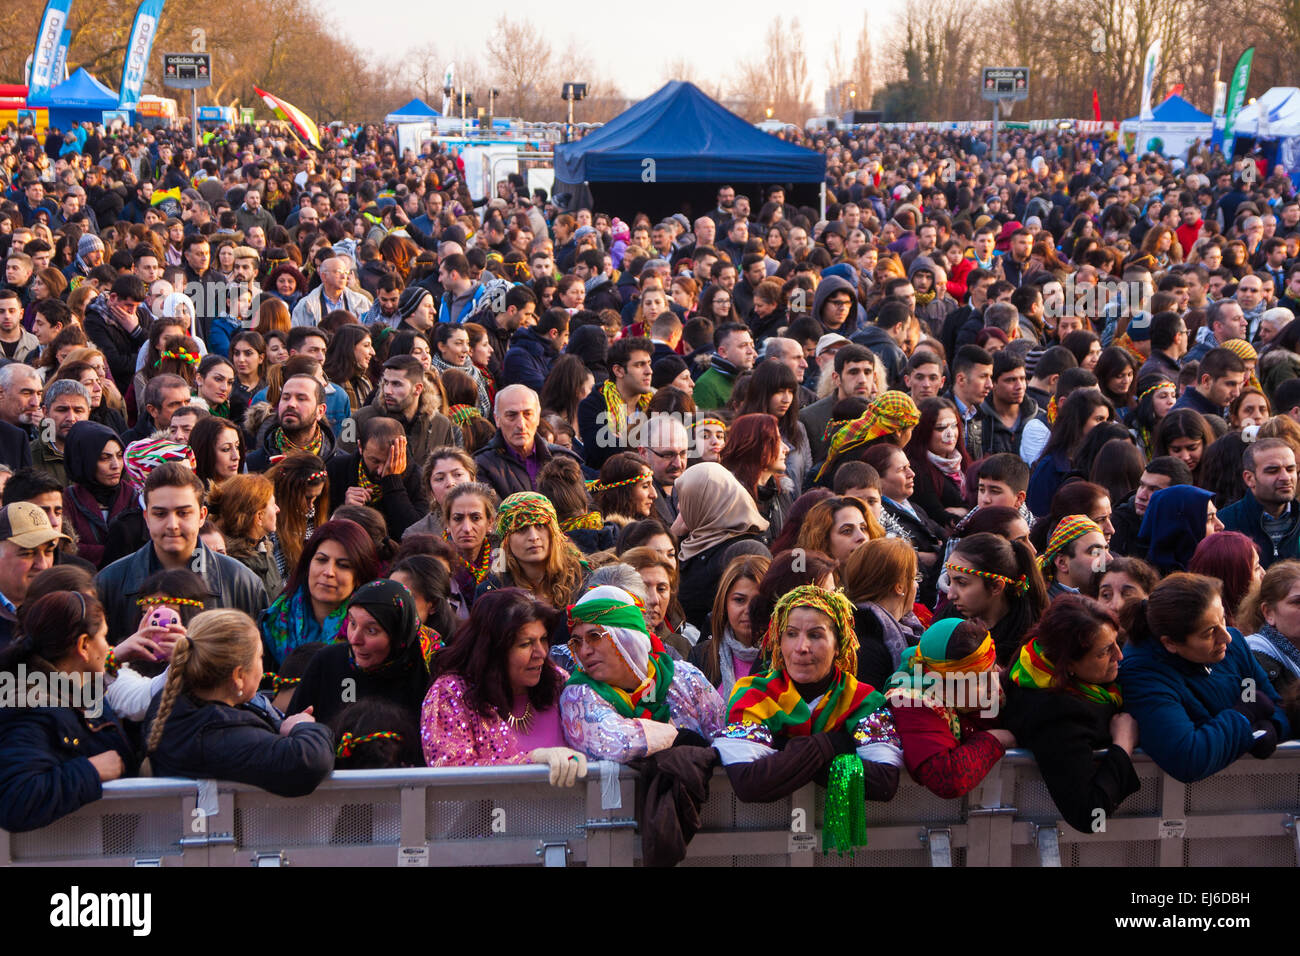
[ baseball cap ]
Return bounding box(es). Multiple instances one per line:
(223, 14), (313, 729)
(815, 333), (850, 358)
(0, 502), (70, 549)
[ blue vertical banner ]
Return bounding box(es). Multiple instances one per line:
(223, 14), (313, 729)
(50, 29), (72, 88)
(118, 0), (166, 110)
(28, 0), (75, 98)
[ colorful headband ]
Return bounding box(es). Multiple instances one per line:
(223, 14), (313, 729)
(136, 595), (206, 610)
(449, 404), (481, 428)
(690, 418), (726, 432)
(262, 672), (302, 693)
(495, 491), (558, 539)
(914, 633), (997, 675)
(1138, 380), (1175, 403)
(336, 731), (403, 758)
(156, 347), (200, 368)
(566, 594), (648, 634)
(945, 562), (1030, 595)
(587, 469), (653, 493)
(307, 470), (327, 482)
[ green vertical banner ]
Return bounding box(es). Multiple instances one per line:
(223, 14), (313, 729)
(1222, 46), (1255, 154)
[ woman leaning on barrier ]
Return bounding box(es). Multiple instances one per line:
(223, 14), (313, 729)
(0, 592), (139, 833)
(885, 618), (1016, 799)
(421, 588), (588, 787)
(144, 609), (334, 797)
(1118, 572), (1292, 784)
(711, 585), (903, 854)
(1001, 595), (1141, 834)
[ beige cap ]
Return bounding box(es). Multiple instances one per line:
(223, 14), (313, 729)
(0, 502), (70, 549)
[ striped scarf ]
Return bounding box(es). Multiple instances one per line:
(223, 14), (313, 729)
(601, 378), (651, 445)
(728, 666), (884, 737)
(561, 511), (604, 531)
(356, 458), (383, 502)
(274, 426), (322, 458)
(567, 647), (675, 722)
(1009, 638), (1122, 707)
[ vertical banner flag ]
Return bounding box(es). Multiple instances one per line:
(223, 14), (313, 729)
(50, 28), (72, 87)
(1223, 47), (1255, 155)
(29, 0), (75, 98)
(1139, 39), (1162, 121)
(119, 0), (166, 109)
(1092, 89), (1101, 122)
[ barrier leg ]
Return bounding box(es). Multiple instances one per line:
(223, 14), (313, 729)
(1034, 823), (1062, 867)
(924, 828), (953, 866)
(1157, 774), (1186, 867)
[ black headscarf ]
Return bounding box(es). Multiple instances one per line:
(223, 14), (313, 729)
(347, 579), (422, 668)
(65, 421), (124, 507)
(567, 325), (610, 385)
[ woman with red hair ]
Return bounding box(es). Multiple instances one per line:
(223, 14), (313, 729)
(1188, 531), (1265, 628)
(904, 397), (971, 530)
(719, 413), (794, 543)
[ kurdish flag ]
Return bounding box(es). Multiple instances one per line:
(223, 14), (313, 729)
(253, 86), (321, 151)
(150, 186), (182, 206)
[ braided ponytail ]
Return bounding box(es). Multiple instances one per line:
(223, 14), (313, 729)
(145, 609), (261, 754)
(146, 636), (190, 754)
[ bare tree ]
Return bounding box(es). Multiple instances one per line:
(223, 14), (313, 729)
(484, 15), (554, 119)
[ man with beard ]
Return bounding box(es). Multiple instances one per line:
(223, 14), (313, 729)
(245, 374), (338, 472)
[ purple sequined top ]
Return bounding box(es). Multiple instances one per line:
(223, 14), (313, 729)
(559, 660), (726, 763)
(421, 674), (564, 767)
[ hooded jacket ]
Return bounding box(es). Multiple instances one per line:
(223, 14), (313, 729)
(62, 422), (134, 568)
(812, 274), (859, 335)
(1137, 485), (1213, 575)
(977, 395), (1039, 457)
(851, 324), (907, 390)
(501, 325), (560, 395)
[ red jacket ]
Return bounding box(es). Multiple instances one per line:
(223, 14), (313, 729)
(1175, 220), (1202, 256)
(890, 702), (1006, 798)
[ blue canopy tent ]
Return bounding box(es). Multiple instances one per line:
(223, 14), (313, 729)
(385, 98), (441, 124)
(28, 68), (124, 131)
(1119, 94), (1212, 157)
(554, 81), (826, 221)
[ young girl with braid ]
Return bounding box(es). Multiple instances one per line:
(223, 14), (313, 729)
(144, 609), (335, 796)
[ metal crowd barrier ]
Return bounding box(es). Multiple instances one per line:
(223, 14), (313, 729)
(5, 744), (1300, 867)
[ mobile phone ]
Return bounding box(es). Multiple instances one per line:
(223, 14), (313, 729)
(147, 608), (181, 630)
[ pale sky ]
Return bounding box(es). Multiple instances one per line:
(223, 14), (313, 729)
(316, 0), (899, 104)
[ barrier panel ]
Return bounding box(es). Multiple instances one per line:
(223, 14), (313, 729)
(5, 745), (1300, 867)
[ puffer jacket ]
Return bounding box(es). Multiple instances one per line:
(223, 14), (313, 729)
(145, 691), (333, 796)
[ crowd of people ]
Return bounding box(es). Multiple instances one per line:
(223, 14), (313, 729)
(0, 114), (1298, 861)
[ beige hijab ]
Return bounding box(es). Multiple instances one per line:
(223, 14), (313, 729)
(675, 462), (769, 562)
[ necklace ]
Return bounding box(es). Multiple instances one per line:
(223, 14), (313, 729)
(504, 700), (533, 734)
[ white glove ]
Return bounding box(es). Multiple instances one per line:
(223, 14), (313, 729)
(530, 747), (589, 787)
(638, 718), (679, 755)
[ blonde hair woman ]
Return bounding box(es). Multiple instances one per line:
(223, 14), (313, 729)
(145, 609), (334, 795)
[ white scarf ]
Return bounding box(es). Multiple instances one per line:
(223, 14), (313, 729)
(926, 449), (964, 481)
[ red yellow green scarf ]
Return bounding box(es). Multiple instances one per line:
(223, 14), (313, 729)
(728, 666), (884, 737)
(567, 644), (675, 723)
(601, 378), (651, 444)
(1009, 638), (1122, 707)
(357, 458), (383, 502)
(561, 511), (604, 531)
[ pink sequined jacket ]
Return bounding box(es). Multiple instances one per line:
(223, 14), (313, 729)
(422, 674), (549, 767)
